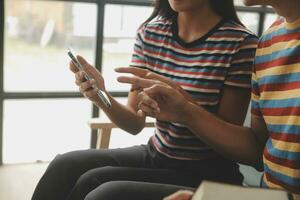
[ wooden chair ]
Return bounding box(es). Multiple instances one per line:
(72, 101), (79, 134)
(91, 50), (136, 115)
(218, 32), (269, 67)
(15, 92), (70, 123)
(88, 118), (155, 149)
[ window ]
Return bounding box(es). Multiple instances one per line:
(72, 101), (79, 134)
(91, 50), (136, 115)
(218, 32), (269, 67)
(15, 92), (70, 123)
(3, 99), (92, 163)
(264, 13), (278, 31)
(102, 4), (152, 92)
(5, 1), (97, 92)
(234, 1), (275, 35)
(97, 97), (153, 149)
(2, 0), (100, 164)
(1, 0), (153, 164)
(238, 12), (260, 34)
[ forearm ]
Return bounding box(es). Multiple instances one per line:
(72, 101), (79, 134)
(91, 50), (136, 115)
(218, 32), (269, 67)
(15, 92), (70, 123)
(183, 102), (264, 169)
(95, 93), (145, 134)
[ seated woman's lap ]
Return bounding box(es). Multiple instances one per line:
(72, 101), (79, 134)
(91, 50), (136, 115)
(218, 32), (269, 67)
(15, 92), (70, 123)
(32, 145), (152, 200)
(32, 144), (242, 200)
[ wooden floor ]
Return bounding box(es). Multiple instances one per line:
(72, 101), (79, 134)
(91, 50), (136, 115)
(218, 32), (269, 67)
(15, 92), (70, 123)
(0, 163), (48, 200)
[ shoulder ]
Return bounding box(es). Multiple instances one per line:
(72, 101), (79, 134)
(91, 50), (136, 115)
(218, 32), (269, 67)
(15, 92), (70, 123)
(137, 17), (173, 37)
(259, 17), (284, 42)
(218, 20), (258, 43)
(263, 17), (284, 35)
(145, 17), (173, 29)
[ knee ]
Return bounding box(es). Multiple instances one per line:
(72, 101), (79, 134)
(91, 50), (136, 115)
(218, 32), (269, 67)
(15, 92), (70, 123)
(74, 166), (116, 190)
(46, 151), (81, 174)
(72, 167), (124, 198)
(84, 181), (124, 200)
(75, 168), (101, 190)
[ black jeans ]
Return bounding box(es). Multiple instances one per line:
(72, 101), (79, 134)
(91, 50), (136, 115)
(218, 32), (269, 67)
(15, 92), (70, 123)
(84, 181), (195, 200)
(31, 144), (242, 200)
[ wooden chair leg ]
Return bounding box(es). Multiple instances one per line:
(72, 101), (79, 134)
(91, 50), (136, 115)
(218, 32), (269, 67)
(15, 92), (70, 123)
(96, 128), (111, 149)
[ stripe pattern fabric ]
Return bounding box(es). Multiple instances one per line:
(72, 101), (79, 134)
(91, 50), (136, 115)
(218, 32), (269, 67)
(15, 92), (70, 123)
(251, 18), (300, 196)
(131, 17), (258, 160)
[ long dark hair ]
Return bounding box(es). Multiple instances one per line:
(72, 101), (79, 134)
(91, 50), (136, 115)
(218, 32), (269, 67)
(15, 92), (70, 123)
(144, 0), (242, 25)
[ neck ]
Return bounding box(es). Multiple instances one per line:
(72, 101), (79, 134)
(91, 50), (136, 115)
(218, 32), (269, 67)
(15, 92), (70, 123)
(272, 1), (300, 22)
(177, 5), (221, 43)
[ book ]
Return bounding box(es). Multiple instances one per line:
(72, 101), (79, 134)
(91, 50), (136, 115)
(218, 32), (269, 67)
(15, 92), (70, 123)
(191, 181), (292, 200)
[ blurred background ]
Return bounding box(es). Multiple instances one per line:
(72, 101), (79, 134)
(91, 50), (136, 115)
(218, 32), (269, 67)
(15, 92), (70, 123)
(0, 0), (275, 199)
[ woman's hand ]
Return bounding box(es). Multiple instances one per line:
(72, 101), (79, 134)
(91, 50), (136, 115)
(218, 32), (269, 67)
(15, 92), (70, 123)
(115, 67), (196, 104)
(115, 67), (179, 90)
(69, 55), (106, 104)
(116, 67), (196, 123)
(117, 75), (191, 123)
(163, 190), (194, 200)
(139, 83), (191, 123)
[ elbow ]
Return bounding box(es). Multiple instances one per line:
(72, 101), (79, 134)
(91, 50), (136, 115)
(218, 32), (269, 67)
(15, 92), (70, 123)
(240, 152), (264, 172)
(241, 159), (263, 172)
(253, 162), (264, 172)
(129, 127), (143, 135)
(121, 116), (147, 135)
(253, 159), (264, 172)
(125, 122), (145, 135)
(254, 145), (266, 172)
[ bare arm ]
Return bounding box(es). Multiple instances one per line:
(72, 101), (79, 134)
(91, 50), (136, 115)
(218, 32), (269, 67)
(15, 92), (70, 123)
(183, 100), (268, 170)
(95, 90), (146, 134)
(154, 85), (268, 169)
(187, 85), (268, 169)
(119, 78), (269, 170)
(216, 86), (250, 125)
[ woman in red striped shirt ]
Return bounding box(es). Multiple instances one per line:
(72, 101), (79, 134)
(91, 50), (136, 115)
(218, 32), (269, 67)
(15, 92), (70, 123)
(32, 1), (258, 200)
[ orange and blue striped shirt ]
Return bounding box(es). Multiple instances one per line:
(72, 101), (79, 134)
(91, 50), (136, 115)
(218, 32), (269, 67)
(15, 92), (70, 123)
(131, 18), (258, 160)
(251, 18), (300, 197)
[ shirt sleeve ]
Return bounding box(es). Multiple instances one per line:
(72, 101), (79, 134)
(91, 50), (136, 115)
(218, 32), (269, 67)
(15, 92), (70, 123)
(224, 34), (258, 88)
(130, 25), (148, 69)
